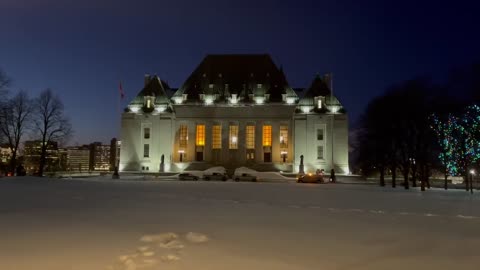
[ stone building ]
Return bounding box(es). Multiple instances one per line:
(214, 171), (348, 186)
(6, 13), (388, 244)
(120, 54), (348, 174)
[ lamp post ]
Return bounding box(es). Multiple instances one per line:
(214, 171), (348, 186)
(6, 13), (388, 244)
(469, 169), (475, 194)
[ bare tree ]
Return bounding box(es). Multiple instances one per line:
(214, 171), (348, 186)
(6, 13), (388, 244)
(33, 89), (72, 176)
(0, 91), (33, 174)
(0, 68), (10, 94)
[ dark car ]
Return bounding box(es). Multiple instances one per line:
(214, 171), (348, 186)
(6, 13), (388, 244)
(204, 172), (228, 181)
(178, 173), (199, 181)
(297, 173), (324, 183)
(234, 173), (258, 182)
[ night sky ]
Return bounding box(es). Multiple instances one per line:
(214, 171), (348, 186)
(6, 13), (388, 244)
(1, 0), (479, 145)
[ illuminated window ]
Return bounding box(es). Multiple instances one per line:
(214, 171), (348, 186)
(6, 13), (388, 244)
(257, 84), (262, 88)
(246, 125), (255, 149)
(317, 146), (324, 159)
(212, 125), (222, 149)
(147, 99), (151, 108)
(262, 125), (272, 146)
(144, 127), (150, 139)
(318, 99), (322, 109)
(144, 144), (149, 158)
(179, 125), (188, 148)
(317, 129), (324, 140)
(280, 125), (288, 148)
(229, 125), (239, 149)
(196, 125), (205, 146)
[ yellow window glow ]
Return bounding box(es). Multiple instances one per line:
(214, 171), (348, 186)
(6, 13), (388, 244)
(196, 125), (205, 146)
(246, 125), (255, 149)
(262, 125), (272, 146)
(212, 125), (222, 149)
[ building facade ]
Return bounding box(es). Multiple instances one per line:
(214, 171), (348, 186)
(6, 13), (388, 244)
(120, 54), (348, 174)
(66, 146), (90, 172)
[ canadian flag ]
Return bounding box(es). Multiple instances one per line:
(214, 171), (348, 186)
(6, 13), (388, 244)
(119, 81), (125, 99)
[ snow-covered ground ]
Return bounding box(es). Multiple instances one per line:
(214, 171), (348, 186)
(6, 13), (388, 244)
(0, 177), (479, 270)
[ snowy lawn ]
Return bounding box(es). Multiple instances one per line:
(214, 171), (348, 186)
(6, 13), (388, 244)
(0, 177), (479, 270)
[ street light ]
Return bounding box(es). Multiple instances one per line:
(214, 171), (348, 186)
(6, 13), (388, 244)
(469, 169), (475, 194)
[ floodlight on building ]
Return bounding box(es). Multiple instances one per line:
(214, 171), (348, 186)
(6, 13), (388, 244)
(255, 97), (265, 104)
(205, 97), (214, 105)
(154, 105), (167, 113)
(129, 105), (141, 113)
(301, 106), (311, 113)
(173, 97), (183, 104)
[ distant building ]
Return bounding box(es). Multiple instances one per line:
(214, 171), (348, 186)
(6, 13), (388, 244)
(0, 144), (12, 164)
(120, 54), (349, 173)
(23, 141), (59, 173)
(66, 146), (90, 172)
(109, 138), (121, 170)
(89, 142), (111, 171)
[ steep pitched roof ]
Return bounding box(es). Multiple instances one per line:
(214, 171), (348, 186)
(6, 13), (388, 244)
(174, 54), (297, 103)
(130, 75), (171, 105)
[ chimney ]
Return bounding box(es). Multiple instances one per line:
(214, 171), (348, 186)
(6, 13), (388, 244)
(144, 74), (150, 86)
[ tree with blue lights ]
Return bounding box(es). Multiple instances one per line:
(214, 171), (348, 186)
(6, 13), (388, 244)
(431, 104), (480, 191)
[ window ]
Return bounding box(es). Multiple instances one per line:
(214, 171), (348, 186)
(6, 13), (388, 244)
(257, 84), (262, 88)
(144, 144), (150, 158)
(144, 127), (150, 139)
(146, 99), (151, 108)
(317, 129), (324, 140)
(317, 146), (324, 160)
(179, 125), (188, 148)
(318, 99), (322, 109)
(246, 125), (255, 149)
(212, 125), (222, 149)
(196, 125), (205, 146)
(280, 125), (288, 148)
(263, 125), (272, 146)
(229, 125), (239, 149)
(209, 84), (214, 89)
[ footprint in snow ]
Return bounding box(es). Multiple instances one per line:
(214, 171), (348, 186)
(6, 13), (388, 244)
(108, 231), (210, 269)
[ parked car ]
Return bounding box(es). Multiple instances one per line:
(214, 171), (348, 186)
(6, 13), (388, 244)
(234, 173), (258, 182)
(297, 173), (324, 183)
(204, 172), (228, 181)
(178, 173), (199, 181)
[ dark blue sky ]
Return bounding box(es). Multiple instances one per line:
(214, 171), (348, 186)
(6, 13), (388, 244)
(1, 0), (479, 145)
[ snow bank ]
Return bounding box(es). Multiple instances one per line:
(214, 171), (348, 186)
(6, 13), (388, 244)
(203, 166), (226, 174)
(234, 167), (292, 181)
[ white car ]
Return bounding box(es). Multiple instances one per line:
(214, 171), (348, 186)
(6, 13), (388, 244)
(234, 173), (258, 182)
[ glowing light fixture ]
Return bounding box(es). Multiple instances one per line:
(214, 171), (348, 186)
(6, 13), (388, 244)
(286, 97), (295, 104)
(255, 97), (265, 104)
(205, 97), (214, 105)
(155, 105), (167, 113)
(173, 97), (183, 104)
(129, 105), (141, 113)
(301, 106), (311, 113)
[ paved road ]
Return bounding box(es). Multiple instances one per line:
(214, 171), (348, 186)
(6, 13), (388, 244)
(0, 177), (479, 270)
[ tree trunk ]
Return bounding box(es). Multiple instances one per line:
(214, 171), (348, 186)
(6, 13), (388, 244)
(403, 170), (409, 189)
(379, 167), (385, 187)
(391, 165), (396, 188)
(465, 175), (470, 191)
(38, 145), (47, 177)
(411, 166), (417, 188)
(444, 171), (448, 190)
(9, 150), (17, 175)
